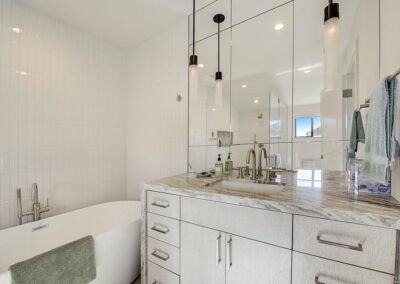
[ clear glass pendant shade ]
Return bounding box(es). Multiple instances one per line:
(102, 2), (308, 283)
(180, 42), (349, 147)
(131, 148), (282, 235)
(189, 64), (198, 100)
(324, 17), (339, 91)
(215, 79), (223, 108)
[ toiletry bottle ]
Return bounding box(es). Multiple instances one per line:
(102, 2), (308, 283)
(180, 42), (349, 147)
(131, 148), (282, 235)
(215, 154), (224, 177)
(225, 153), (233, 175)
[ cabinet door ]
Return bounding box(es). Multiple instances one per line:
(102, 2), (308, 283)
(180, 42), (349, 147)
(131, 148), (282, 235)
(181, 222), (225, 284)
(226, 235), (291, 284)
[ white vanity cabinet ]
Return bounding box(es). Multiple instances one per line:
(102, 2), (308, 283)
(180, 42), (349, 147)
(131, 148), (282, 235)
(144, 190), (399, 284)
(225, 234), (291, 284)
(180, 197), (292, 284)
(181, 222), (291, 284)
(181, 222), (226, 284)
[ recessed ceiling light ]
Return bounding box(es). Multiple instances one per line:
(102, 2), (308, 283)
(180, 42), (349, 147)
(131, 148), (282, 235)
(241, 84), (247, 88)
(274, 23), (284, 31)
(198, 64), (205, 68)
(254, 99), (259, 104)
(12, 27), (21, 33)
(211, 108), (217, 112)
(304, 70), (311, 74)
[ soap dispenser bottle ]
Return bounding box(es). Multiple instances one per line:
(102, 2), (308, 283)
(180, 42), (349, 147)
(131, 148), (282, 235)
(225, 153), (233, 175)
(215, 154), (224, 177)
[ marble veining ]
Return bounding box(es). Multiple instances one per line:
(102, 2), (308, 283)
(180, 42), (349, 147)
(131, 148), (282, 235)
(143, 171), (400, 230)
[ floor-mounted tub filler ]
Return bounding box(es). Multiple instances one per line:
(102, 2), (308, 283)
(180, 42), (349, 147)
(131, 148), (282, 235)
(0, 201), (141, 284)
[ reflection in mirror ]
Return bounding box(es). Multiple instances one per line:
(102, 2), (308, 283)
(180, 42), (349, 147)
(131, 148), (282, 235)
(293, 0), (380, 171)
(231, 2), (293, 146)
(189, 29), (231, 147)
(188, 0), (381, 177)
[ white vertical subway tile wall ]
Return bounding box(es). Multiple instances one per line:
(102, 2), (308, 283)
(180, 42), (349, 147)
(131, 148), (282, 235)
(126, 20), (188, 200)
(0, 0), (128, 229)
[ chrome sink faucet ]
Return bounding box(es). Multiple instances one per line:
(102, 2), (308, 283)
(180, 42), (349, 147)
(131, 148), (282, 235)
(246, 148), (257, 181)
(257, 146), (268, 178)
(17, 183), (50, 225)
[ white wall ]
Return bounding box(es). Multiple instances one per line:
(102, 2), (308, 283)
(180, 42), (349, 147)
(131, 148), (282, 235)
(126, 19), (188, 200)
(0, 0), (128, 229)
(381, 0), (400, 201)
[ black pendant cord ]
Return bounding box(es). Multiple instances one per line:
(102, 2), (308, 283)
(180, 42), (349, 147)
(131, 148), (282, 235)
(213, 14), (224, 81)
(192, 0), (195, 56)
(217, 22), (220, 72)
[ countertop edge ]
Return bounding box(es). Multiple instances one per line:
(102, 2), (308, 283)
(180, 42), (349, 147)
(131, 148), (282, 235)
(142, 182), (400, 231)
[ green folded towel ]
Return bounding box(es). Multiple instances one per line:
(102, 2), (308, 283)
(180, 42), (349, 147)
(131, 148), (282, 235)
(10, 235), (96, 284)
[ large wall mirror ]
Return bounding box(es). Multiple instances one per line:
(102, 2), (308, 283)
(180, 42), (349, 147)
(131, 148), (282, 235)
(188, 0), (380, 175)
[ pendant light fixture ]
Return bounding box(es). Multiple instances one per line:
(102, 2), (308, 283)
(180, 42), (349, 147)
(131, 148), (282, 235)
(214, 14), (225, 109)
(189, 0), (198, 100)
(323, 0), (339, 91)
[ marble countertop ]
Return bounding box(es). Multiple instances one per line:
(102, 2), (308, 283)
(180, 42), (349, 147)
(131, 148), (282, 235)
(143, 170), (400, 230)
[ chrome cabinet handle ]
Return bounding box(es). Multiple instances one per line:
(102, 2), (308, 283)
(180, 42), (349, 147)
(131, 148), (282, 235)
(152, 281), (162, 284)
(226, 237), (232, 270)
(216, 234), (221, 265)
(317, 234), (363, 251)
(315, 275), (351, 284)
(151, 199), (170, 208)
(151, 224), (170, 234)
(151, 249), (170, 261)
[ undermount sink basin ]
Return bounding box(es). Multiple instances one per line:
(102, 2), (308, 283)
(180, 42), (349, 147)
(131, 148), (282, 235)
(213, 180), (285, 194)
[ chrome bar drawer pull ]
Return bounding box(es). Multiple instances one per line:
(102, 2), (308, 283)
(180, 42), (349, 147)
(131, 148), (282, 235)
(226, 237), (232, 270)
(152, 281), (162, 284)
(151, 224), (170, 234)
(151, 249), (170, 261)
(216, 234), (221, 265)
(317, 234), (363, 251)
(315, 275), (350, 284)
(151, 199), (170, 208)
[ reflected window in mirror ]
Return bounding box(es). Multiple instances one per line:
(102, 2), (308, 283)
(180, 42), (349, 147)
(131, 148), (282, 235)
(270, 120), (281, 138)
(295, 116), (321, 138)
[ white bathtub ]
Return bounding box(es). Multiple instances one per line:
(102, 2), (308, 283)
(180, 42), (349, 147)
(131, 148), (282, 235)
(0, 201), (141, 284)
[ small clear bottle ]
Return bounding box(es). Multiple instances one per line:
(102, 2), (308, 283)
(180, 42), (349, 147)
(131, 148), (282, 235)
(215, 154), (224, 177)
(225, 153), (233, 175)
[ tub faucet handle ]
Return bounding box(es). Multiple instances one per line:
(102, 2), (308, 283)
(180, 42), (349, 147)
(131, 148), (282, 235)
(40, 197), (50, 213)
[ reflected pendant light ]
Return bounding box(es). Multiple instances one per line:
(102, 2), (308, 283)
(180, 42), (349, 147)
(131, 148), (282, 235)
(324, 0), (340, 91)
(189, 0), (199, 100)
(214, 14), (225, 109)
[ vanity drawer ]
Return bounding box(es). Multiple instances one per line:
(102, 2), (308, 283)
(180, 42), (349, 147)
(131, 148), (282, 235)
(292, 252), (394, 284)
(147, 191), (180, 219)
(181, 197), (292, 249)
(147, 237), (180, 275)
(293, 215), (396, 274)
(147, 261), (179, 284)
(147, 213), (180, 247)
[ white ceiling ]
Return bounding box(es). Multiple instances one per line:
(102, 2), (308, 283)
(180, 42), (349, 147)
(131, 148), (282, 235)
(17, 0), (199, 49)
